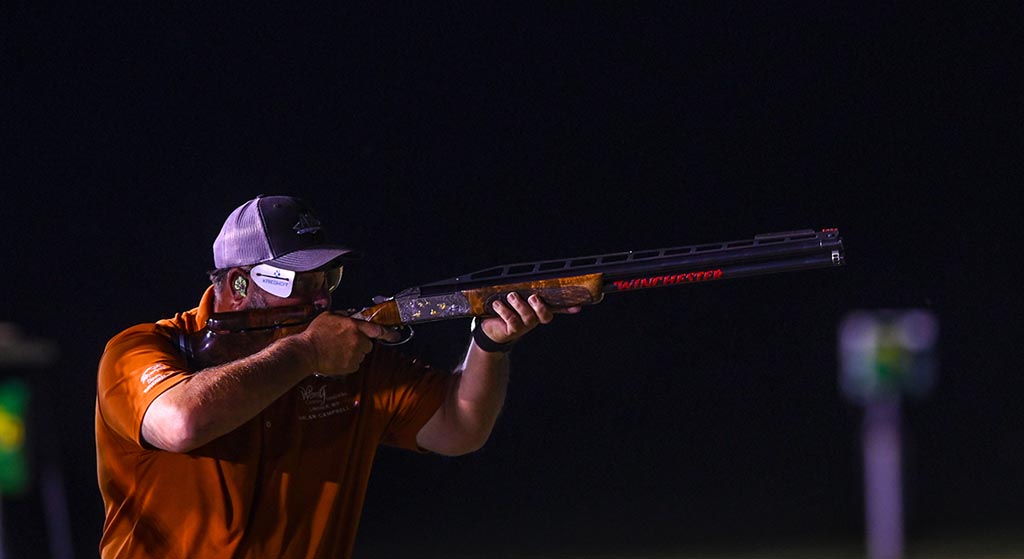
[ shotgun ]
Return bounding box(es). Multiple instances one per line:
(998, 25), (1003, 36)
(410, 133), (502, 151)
(182, 228), (845, 368)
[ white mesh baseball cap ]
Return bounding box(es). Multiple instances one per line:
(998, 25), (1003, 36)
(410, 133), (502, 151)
(213, 195), (358, 272)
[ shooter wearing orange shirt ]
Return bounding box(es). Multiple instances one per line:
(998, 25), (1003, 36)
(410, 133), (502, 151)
(95, 195), (577, 558)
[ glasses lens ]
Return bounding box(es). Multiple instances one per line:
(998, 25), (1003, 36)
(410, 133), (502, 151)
(326, 266), (343, 292)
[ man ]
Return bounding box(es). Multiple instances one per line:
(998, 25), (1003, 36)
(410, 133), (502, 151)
(95, 195), (576, 558)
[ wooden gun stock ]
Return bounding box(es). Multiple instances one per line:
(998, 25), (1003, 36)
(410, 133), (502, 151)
(182, 306), (320, 370)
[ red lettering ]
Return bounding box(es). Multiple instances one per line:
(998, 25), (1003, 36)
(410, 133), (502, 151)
(610, 269), (723, 291)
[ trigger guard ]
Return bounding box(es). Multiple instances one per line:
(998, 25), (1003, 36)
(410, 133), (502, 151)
(380, 325), (414, 346)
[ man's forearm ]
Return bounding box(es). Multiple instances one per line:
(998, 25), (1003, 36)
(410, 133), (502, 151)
(416, 342), (510, 455)
(142, 336), (314, 453)
(456, 342), (511, 435)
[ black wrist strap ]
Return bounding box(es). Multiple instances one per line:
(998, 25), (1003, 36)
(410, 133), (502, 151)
(471, 318), (515, 353)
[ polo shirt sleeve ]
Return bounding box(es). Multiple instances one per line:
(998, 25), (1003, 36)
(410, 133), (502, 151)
(363, 347), (450, 451)
(96, 323), (194, 448)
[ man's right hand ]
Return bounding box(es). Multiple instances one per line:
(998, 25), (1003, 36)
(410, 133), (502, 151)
(295, 312), (402, 376)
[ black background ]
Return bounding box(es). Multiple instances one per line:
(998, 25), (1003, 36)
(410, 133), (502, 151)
(3, 4), (1021, 557)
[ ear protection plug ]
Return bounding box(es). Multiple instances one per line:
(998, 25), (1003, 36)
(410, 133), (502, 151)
(233, 275), (248, 297)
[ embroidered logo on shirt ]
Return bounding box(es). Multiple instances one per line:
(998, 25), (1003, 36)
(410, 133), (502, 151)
(299, 384), (327, 407)
(297, 383), (358, 420)
(140, 364), (173, 394)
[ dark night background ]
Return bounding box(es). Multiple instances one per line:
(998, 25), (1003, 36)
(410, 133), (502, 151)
(3, 4), (1021, 558)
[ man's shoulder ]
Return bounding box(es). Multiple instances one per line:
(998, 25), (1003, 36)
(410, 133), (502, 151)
(106, 310), (193, 341)
(103, 297), (207, 356)
(102, 321), (181, 359)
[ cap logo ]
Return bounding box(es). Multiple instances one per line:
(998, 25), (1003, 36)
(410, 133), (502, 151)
(293, 213), (322, 235)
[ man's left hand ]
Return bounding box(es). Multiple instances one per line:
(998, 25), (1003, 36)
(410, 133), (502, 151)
(479, 292), (581, 346)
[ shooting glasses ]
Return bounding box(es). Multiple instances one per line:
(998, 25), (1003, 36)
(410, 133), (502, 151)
(250, 263), (342, 299)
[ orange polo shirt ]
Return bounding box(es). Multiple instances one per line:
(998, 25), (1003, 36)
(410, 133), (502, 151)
(95, 288), (449, 558)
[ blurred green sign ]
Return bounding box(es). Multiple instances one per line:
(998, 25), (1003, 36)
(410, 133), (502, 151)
(0, 378), (29, 495)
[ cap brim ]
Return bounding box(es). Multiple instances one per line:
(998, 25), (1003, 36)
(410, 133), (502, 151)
(265, 246), (361, 272)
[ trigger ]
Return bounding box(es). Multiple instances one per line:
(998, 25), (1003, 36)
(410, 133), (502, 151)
(381, 325), (414, 346)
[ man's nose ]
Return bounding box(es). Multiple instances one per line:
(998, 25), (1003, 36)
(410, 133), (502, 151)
(313, 287), (331, 310)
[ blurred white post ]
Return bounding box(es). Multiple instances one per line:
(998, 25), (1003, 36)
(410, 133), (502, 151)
(862, 398), (903, 559)
(840, 309), (938, 559)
